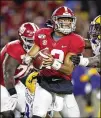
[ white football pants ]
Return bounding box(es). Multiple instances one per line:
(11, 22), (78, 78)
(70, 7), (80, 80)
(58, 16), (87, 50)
(1, 81), (26, 113)
(33, 83), (80, 117)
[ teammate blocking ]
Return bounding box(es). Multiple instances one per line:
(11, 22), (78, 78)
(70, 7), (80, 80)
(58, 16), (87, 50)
(0, 22), (39, 118)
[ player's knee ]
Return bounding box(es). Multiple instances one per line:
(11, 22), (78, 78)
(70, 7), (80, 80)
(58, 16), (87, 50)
(0, 110), (15, 118)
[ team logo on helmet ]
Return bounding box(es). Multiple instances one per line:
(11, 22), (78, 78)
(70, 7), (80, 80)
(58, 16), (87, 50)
(19, 25), (26, 35)
(18, 22), (39, 52)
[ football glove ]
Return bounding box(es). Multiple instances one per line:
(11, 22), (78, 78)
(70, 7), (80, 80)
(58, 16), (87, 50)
(25, 72), (38, 93)
(70, 54), (81, 65)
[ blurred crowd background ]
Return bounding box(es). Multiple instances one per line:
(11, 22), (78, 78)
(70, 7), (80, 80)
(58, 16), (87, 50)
(1, 0), (101, 48)
(0, 0), (100, 117)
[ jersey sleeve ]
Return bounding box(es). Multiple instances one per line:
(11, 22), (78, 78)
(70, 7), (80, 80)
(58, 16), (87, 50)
(34, 30), (41, 47)
(6, 43), (22, 63)
(0, 45), (7, 62)
(68, 35), (85, 54)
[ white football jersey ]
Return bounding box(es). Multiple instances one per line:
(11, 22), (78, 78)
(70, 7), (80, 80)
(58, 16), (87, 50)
(90, 41), (100, 55)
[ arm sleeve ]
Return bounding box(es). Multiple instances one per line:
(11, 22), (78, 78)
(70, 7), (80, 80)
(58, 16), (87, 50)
(6, 44), (21, 63)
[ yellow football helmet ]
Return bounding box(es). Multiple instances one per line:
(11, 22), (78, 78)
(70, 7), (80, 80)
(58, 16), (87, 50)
(88, 15), (101, 43)
(25, 71), (38, 93)
(91, 15), (101, 25)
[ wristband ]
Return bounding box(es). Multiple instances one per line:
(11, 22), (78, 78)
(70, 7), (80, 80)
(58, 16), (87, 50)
(52, 59), (62, 70)
(8, 88), (17, 95)
(79, 56), (89, 66)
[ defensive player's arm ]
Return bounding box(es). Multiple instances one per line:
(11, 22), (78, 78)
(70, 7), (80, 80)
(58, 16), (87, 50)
(3, 53), (19, 90)
(71, 54), (100, 67)
(88, 54), (100, 66)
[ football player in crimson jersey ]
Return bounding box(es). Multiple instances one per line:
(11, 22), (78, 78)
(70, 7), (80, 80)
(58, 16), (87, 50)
(45, 18), (101, 118)
(0, 22), (39, 118)
(24, 6), (85, 118)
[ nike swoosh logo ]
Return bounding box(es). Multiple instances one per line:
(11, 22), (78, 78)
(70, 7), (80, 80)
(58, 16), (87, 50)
(62, 46), (67, 48)
(52, 79), (61, 81)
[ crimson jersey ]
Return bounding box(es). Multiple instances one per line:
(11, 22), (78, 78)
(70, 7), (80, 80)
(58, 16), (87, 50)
(0, 40), (33, 86)
(34, 28), (85, 80)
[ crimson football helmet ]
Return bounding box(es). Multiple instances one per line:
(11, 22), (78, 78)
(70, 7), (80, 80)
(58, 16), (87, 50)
(18, 22), (39, 52)
(51, 6), (76, 34)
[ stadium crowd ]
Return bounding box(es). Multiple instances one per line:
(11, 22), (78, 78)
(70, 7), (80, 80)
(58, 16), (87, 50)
(1, 0), (100, 48)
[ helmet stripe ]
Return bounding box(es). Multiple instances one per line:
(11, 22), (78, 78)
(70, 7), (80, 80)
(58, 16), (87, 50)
(64, 6), (68, 12)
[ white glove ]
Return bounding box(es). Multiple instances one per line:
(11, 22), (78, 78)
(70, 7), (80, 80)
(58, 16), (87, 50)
(23, 54), (32, 65)
(2, 94), (18, 112)
(79, 56), (89, 66)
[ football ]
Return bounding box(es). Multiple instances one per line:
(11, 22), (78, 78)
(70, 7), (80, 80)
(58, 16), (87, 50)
(33, 48), (50, 70)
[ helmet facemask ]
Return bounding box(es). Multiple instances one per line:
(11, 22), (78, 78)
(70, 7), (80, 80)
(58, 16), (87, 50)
(21, 36), (34, 52)
(52, 16), (76, 34)
(88, 23), (101, 44)
(18, 22), (39, 52)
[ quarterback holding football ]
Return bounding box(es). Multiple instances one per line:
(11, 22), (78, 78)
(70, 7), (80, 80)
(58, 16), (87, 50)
(24, 6), (85, 118)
